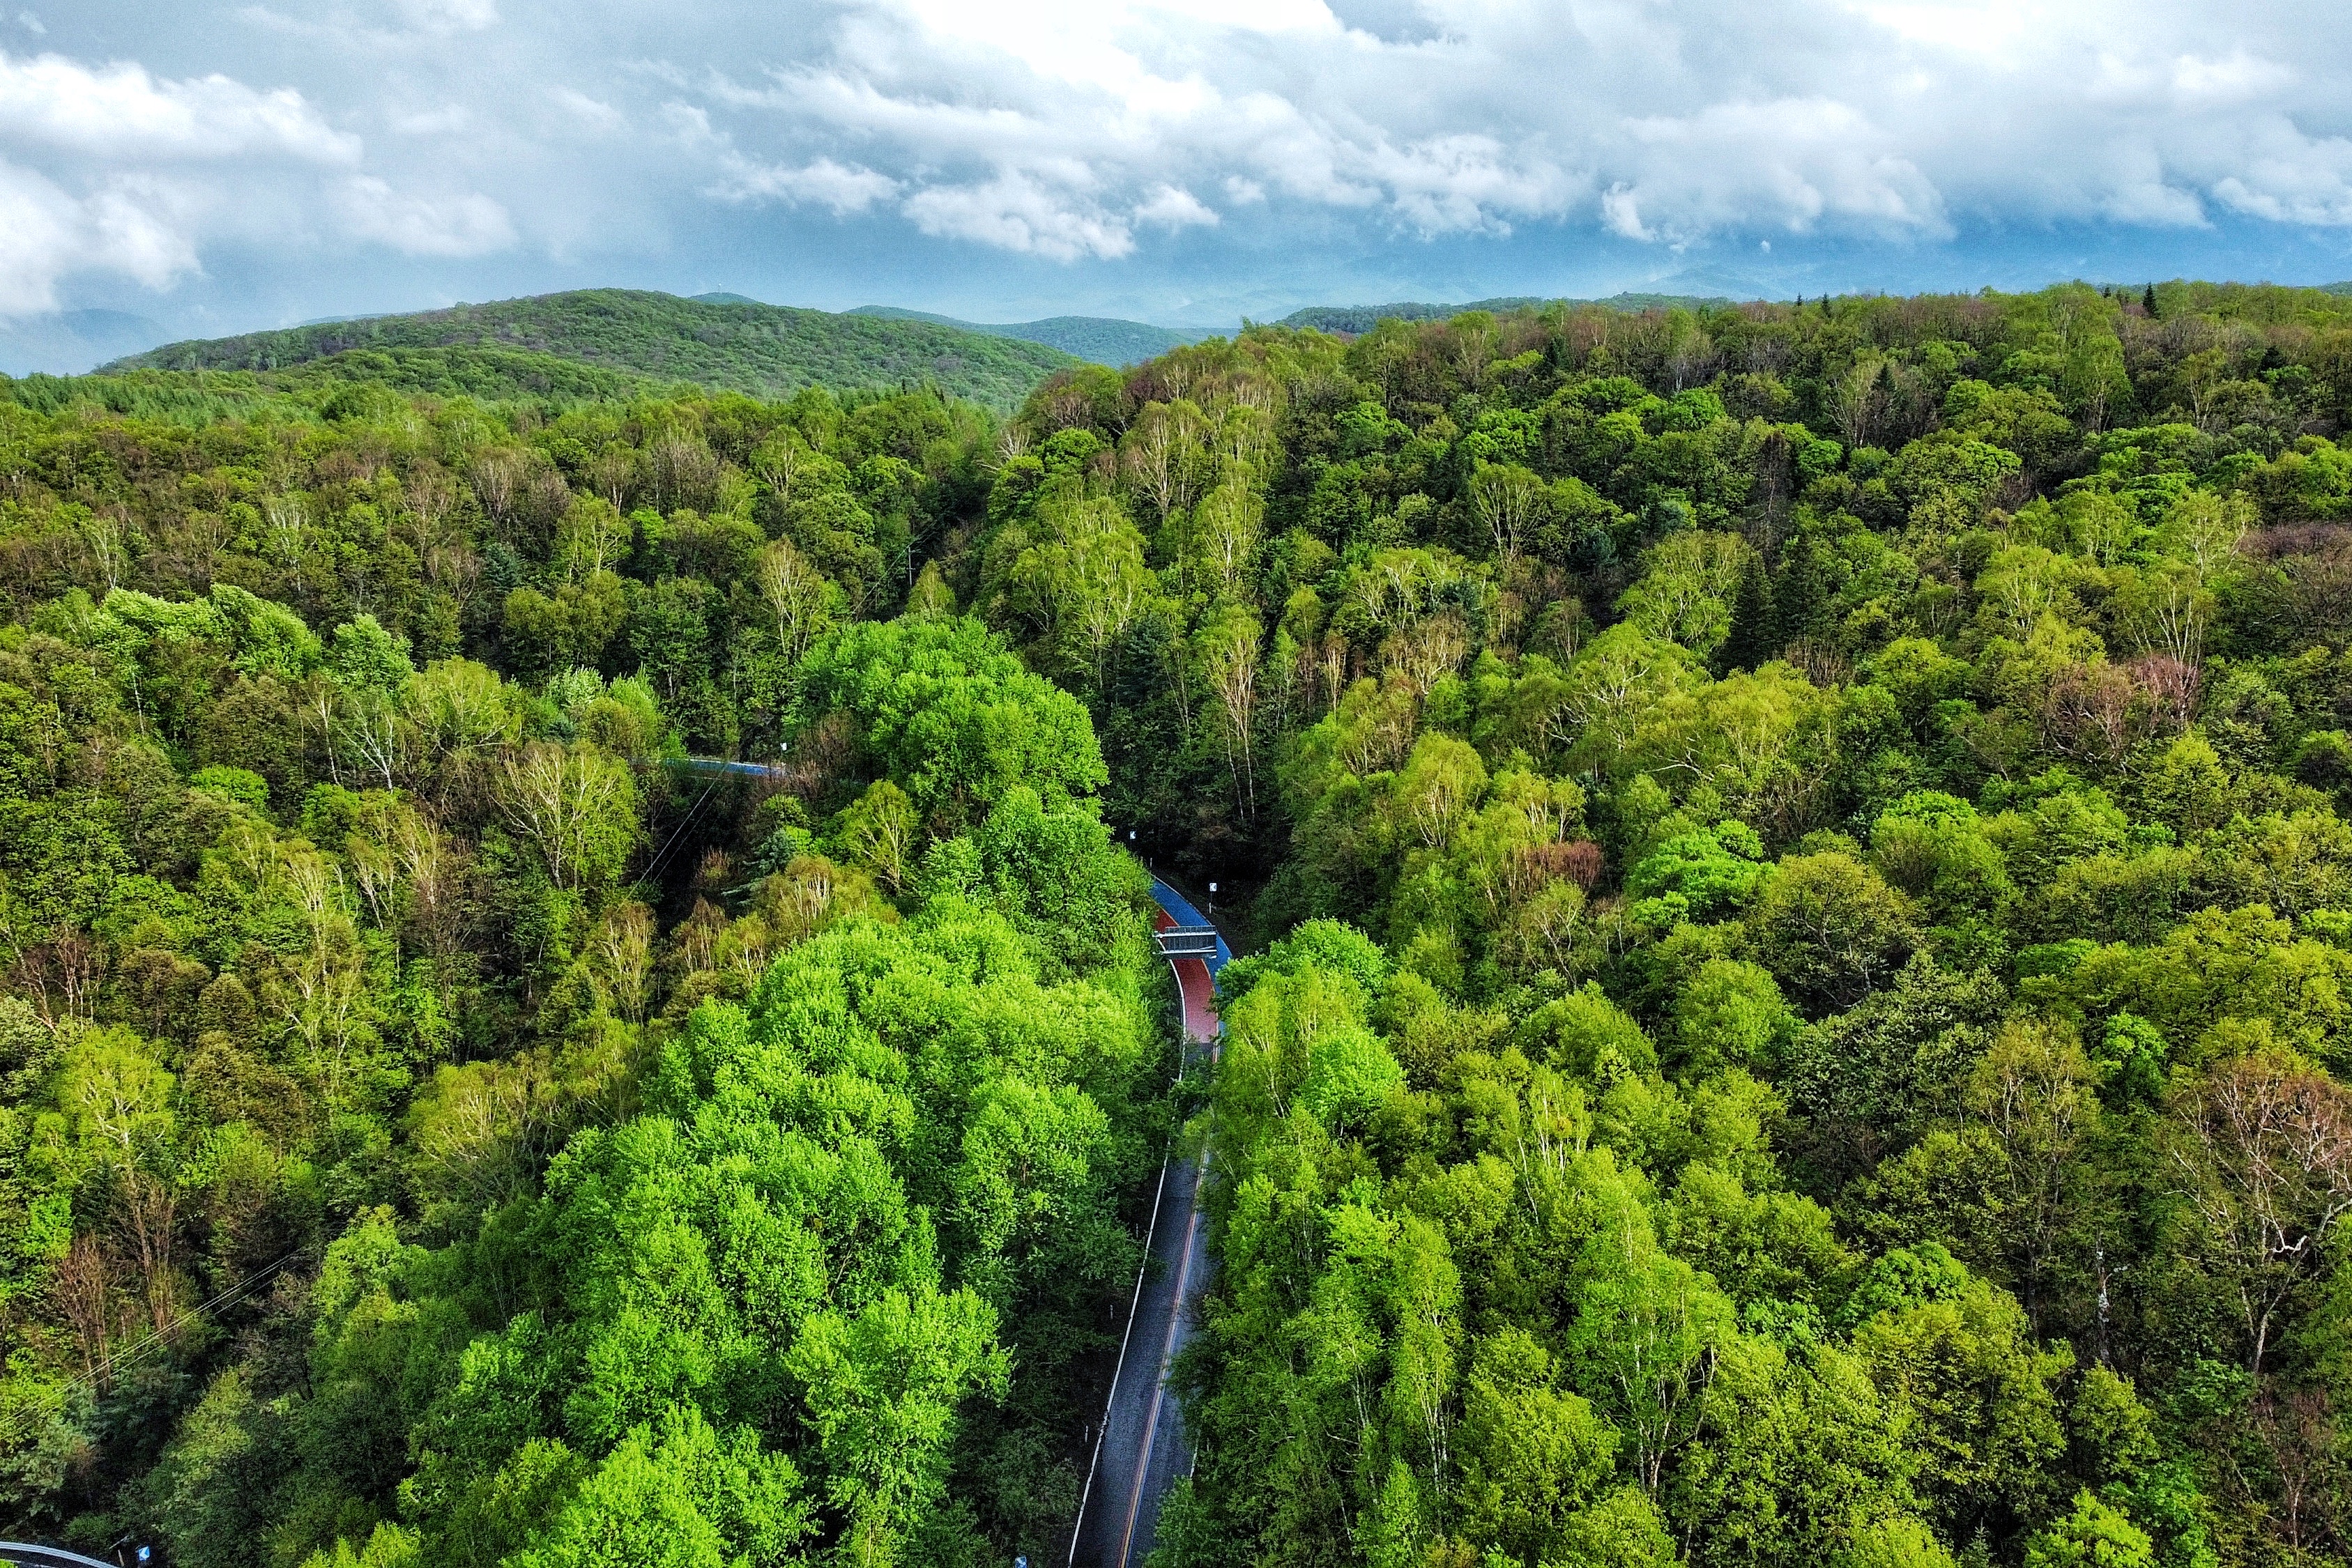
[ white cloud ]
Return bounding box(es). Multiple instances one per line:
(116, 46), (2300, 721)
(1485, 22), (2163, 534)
(392, 0), (497, 33)
(903, 172), (1137, 260)
(0, 50), (357, 162)
(0, 158), (197, 313)
(1368, 134), (1575, 236)
(334, 175), (515, 254)
(2169, 51), (2294, 109)
(719, 153), (900, 213)
(1609, 99), (1948, 243)
(551, 87), (625, 132)
(2100, 180), (2208, 227)
(1133, 183), (1218, 230)
(1600, 183), (1651, 244)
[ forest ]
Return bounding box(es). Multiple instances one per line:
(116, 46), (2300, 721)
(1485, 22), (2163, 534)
(1, 276), (2350, 1568)
(109, 291), (1078, 411)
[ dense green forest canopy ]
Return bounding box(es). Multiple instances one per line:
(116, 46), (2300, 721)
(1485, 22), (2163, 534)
(1, 353), (688, 427)
(3, 277), (2352, 1568)
(107, 291), (1078, 410)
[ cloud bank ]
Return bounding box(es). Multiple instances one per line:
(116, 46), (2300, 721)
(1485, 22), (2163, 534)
(6, 0), (2352, 331)
(703, 0), (2352, 256)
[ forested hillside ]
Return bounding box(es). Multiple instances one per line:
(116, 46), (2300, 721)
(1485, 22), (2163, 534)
(2, 275), (2351, 1568)
(848, 307), (1211, 367)
(108, 291), (1077, 410)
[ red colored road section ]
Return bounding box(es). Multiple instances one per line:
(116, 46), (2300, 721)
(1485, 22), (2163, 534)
(1155, 909), (1219, 1043)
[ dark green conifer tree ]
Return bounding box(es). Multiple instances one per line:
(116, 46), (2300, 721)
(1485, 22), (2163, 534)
(1772, 530), (1824, 650)
(1719, 553), (1776, 673)
(2144, 282), (2159, 317)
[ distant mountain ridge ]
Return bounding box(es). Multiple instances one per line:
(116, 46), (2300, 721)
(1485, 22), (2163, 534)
(107, 289), (1078, 408)
(848, 305), (1219, 367)
(1276, 291), (1740, 334)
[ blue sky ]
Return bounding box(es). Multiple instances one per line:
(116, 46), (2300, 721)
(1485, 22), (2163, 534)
(6, 0), (2352, 359)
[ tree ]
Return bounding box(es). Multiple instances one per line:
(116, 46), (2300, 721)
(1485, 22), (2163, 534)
(1120, 399), (1208, 525)
(1192, 479), (1262, 599)
(1964, 1021), (2098, 1331)
(834, 780), (919, 893)
(1469, 462), (1545, 567)
(1560, 624), (1704, 773)
(1194, 603), (1263, 822)
(1568, 1228), (1734, 1493)
(494, 741), (642, 893)
(51, 1025), (181, 1334)
(1456, 1326), (1617, 1562)
(1391, 734), (1488, 851)
(1842, 1518), (1959, 1568)
(403, 657), (525, 774)
(509, 1408), (812, 1568)
(798, 616), (1108, 824)
(1016, 495), (1154, 691)
(754, 537), (839, 670)
(329, 615), (413, 694)
(1677, 1335), (1920, 1568)
(1719, 553), (1775, 672)
(2174, 1052), (2352, 1374)
(1748, 852), (1920, 1012)
(1617, 531), (1753, 658)
(1628, 821), (1768, 921)
(1849, 1256), (2071, 1539)
(2024, 1491), (2153, 1568)
(783, 1286), (1007, 1567)
(555, 497), (632, 583)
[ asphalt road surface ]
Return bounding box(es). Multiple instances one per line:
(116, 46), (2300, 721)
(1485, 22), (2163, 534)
(1067, 878), (1225, 1568)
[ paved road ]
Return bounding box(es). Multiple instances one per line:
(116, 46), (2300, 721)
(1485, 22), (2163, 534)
(1067, 878), (1226, 1568)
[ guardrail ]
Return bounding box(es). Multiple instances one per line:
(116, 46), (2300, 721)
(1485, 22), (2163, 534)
(2, 1542), (129, 1568)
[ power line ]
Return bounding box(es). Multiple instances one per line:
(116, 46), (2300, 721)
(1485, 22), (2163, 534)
(5, 1242), (312, 1443)
(638, 776), (719, 889)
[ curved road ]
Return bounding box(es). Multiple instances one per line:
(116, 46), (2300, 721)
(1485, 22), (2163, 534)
(1067, 878), (1226, 1568)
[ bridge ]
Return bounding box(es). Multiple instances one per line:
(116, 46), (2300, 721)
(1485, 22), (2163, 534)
(1152, 924), (1219, 959)
(663, 755), (786, 780)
